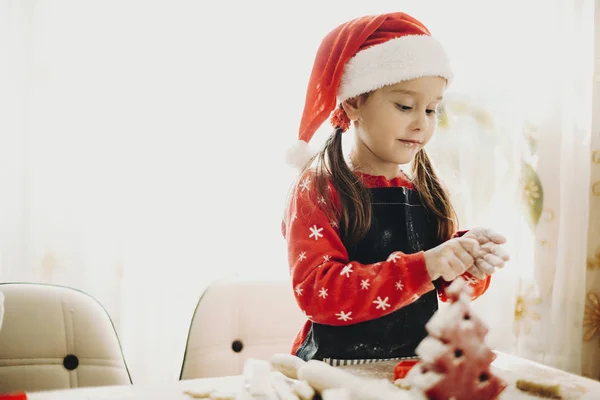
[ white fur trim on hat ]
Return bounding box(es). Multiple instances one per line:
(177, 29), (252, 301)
(337, 35), (453, 102)
(285, 139), (318, 169)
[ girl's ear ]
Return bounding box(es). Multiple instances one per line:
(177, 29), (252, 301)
(341, 97), (361, 122)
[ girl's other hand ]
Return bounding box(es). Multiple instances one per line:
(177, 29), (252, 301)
(462, 228), (510, 279)
(424, 237), (480, 281)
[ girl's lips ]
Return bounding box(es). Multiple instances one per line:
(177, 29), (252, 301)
(397, 139), (422, 144)
(397, 139), (422, 148)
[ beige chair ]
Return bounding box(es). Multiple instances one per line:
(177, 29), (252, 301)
(180, 277), (306, 379)
(0, 283), (131, 393)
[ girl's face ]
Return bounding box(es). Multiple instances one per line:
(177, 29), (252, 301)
(342, 76), (446, 178)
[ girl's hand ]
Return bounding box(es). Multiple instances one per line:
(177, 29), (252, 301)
(462, 228), (510, 278)
(424, 237), (480, 281)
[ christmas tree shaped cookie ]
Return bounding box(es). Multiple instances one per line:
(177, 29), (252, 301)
(403, 278), (507, 400)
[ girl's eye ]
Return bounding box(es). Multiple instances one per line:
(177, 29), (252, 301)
(426, 109), (436, 115)
(396, 104), (412, 111)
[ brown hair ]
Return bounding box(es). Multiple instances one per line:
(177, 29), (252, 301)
(302, 113), (457, 245)
(311, 127), (372, 245)
(411, 148), (458, 241)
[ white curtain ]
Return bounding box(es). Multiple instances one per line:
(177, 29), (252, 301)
(0, 0), (596, 383)
(515, 0), (594, 376)
(429, 0), (596, 377)
(581, 0), (600, 380)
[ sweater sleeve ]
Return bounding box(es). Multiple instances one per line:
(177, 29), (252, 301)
(282, 171), (436, 326)
(435, 230), (491, 302)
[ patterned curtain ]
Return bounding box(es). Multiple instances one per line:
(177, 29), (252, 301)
(511, 0), (595, 378)
(429, 0), (598, 379)
(582, 2), (600, 378)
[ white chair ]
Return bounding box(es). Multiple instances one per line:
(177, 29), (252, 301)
(179, 277), (305, 379)
(0, 283), (132, 393)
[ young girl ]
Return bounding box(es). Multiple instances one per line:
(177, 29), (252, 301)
(281, 12), (509, 365)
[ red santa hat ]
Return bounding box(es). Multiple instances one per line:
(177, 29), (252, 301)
(286, 12), (453, 169)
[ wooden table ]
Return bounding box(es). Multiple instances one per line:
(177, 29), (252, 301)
(339, 352), (600, 399)
(25, 376), (241, 400)
(22, 352), (600, 399)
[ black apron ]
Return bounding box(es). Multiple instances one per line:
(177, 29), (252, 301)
(295, 186), (441, 362)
